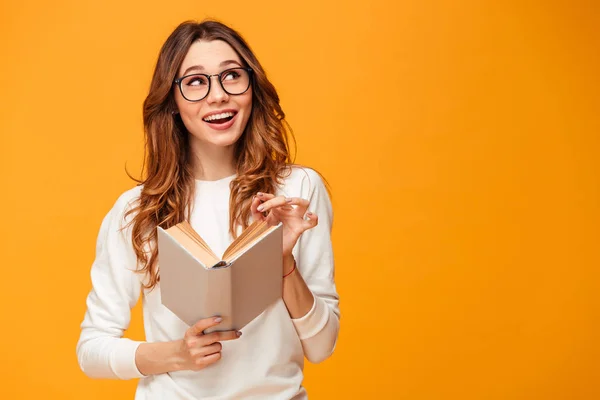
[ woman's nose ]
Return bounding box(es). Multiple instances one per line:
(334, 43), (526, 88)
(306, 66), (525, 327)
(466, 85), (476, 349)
(206, 75), (229, 104)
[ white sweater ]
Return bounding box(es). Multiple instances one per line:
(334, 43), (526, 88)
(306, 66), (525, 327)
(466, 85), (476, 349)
(76, 166), (340, 400)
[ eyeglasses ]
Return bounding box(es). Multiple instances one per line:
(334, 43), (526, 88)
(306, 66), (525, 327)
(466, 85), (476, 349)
(173, 67), (253, 102)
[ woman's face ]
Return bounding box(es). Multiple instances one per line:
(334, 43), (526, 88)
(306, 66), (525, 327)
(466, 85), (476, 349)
(174, 40), (253, 149)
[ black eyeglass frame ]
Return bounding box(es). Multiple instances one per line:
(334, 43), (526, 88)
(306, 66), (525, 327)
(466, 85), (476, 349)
(173, 67), (254, 102)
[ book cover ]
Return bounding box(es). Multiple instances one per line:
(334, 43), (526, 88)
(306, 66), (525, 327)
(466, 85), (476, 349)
(157, 222), (283, 332)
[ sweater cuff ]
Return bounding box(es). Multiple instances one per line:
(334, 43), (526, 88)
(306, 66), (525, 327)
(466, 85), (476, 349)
(109, 338), (146, 379)
(291, 295), (330, 340)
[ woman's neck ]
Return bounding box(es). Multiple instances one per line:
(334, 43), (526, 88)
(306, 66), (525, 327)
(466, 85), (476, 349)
(190, 140), (237, 181)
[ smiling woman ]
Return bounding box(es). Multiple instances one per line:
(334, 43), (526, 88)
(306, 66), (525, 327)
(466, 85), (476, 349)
(75, 20), (340, 400)
(174, 45), (253, 139)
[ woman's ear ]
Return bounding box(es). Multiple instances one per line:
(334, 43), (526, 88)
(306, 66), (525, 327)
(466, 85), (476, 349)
(170, 99), (180, 115)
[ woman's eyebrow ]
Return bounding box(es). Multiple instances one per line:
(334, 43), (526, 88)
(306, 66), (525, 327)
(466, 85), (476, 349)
(182, 60), (242, 75)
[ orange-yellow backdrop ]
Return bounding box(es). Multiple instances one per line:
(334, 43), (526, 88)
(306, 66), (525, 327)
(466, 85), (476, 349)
(1, 0), (598, 399)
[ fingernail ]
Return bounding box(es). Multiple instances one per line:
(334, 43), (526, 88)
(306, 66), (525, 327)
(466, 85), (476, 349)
(307, 212), (313, 216)
(214, 317), (223, 323)
(257, 205), (264, 212)
(257, 192), (263, 197)
(236, 331), (242, 337)
(285, 198), (292, 203)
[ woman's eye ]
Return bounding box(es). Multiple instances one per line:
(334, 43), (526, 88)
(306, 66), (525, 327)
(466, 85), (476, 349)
(186, 76), (207, 86)
(223, 71), (240, 81)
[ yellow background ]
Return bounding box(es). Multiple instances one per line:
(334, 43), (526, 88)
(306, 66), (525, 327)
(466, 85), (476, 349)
(1, 0), (598, 399)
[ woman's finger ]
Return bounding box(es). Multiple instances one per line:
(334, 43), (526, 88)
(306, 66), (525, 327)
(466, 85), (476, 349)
(198, 342), (222, 357)
(302, 212), (319, 231)
(194, 352), (222, 369)
(255, 192), (275, 200)
(283, 197), (310, 213)
(284, 197), (309, 208)
(262, 196), (310, 215)
(200, 330), (241, 346)
(256, 195), (288, 213)
(250, 195), (266, 222)
(186, 316), (223, 338)
(269, 205), (294, 214)
(252, 192), (277, 220)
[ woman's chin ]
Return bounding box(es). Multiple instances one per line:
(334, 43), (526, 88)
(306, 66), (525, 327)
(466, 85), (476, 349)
(191, 131), (242, 148)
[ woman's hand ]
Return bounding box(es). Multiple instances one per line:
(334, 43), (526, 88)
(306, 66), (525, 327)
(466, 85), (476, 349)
(177, 317), (241, 371)
(250, 192), (318, 259)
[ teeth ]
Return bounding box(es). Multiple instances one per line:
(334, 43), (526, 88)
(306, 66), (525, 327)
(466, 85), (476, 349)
(203, 112), (235, 122)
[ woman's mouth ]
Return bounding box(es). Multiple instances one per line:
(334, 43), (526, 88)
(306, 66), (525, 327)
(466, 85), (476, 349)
(201, 111), (238, 131)
(202, 111), (237, 126)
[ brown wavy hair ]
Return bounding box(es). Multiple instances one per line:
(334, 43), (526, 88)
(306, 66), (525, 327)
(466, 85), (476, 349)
(125, 19), (303, 290)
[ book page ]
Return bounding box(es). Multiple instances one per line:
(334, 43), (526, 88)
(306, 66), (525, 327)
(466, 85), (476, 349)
(222, 220), (266, 259)
(166, 222), (221, 268)
(166, 220), (278, 268)
(223, 222), (279, 261)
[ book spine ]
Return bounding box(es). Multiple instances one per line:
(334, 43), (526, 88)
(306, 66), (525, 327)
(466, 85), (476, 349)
(203, 266), (233, 333)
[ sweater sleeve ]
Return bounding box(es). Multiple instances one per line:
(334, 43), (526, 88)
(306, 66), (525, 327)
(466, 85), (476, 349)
(289, 168), (341, 364)
(76, 192), (146, 379)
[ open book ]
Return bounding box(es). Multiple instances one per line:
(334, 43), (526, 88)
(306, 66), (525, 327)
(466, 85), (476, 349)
(157, 220), (283, 333)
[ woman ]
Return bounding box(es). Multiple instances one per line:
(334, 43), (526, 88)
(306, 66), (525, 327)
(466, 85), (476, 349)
(76, 19), (340, 399)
